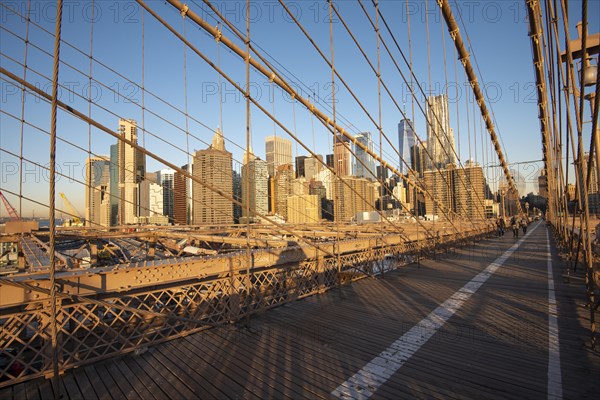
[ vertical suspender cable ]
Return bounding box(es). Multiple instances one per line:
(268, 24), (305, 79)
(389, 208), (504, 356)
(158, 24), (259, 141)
(18, 0), (31, 218)
(245, 0), (252, 314)
(328, 0), (341, 284)
(375, 0), (385, 275)
(48, 0), (63, 398)
(182, 8), (192, 225)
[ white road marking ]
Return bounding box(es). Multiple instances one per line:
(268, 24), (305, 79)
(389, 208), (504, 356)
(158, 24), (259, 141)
(331, 223), (539, 399)
(546, 229), (563, 399)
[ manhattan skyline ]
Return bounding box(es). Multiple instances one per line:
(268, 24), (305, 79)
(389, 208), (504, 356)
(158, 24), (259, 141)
(0, 1), (598, 217)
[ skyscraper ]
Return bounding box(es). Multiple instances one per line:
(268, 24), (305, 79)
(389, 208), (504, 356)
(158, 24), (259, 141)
(423, 166), (454, 219)
(117, 118), (146, 225)
(354, 132), (376, 179)
(304, 155), (323, 181)
(173, 167), (187, 225)
(410, 141), (427, 176)
(295, 155), (307, 178)
(287, 195), (321, 223)
(192, 128), (233, 225)
(147, 172), (163, 217)
(398, 119), (417, 175)
(274, 163), (294, 220)
(454, 160), (486, 219)
(85, 156), (110, 227)
(159, 169), (176, 221)
(242, 149), (269, 220)
(326, 154), (335, 169)
(265, 135), (292, 177)
(333, 135), (353, 177)
(423, 161), (486, 220)
(333, 177), (376, 222)
(426, 94), (456, 170)
(232, 169), (242, 223)
(109, 144), (118, 226)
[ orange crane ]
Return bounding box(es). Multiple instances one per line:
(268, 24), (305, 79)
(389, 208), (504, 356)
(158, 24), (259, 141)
(0, 191), (20, 221)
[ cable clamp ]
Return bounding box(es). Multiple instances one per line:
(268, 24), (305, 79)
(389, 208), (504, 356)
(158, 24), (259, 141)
(449, 28), (459, 41)
(215, 26), (222, 43)
(180, 4), (189, 18)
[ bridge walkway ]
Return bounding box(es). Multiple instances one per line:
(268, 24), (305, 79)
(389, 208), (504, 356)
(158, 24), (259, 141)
(1, 221), (599, 399)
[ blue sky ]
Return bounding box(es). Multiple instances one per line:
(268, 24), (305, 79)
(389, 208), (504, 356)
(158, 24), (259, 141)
(1, 0), (598, 217)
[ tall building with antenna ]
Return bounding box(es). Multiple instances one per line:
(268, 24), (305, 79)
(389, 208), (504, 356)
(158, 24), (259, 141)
(425, 94), (456, 170)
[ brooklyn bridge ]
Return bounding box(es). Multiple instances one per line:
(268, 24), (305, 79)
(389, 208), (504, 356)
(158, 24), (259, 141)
(0, 1), (599, 398)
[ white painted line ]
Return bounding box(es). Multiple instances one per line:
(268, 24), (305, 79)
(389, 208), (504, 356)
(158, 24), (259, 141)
(331, 223), (540, 399)
(546, 229), (563, 400)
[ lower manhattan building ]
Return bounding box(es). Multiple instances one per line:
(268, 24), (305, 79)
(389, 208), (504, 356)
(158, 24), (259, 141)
(287, 194), (321, 223)
(423, 161), (486, 220)
(85, 156), (111, 227)
(117, 118), (146, 225)
(333, 135), (353, 177)
(333, 177), (376, 222)
(423, 166), (455, 219)
(192, 128), (233, 225)
(454, 160), (485, 219)
(353, 132), (376, 179)
(273, 163), (294, 220)
(241, 148), (269, 221)
(173, 168), (188, 225)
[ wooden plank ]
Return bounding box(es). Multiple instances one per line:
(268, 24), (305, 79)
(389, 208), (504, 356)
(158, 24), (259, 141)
(157, 338), (262, 400)
(120, 356), (168, 400)
(194, 330), (331, 399)
(128, 351), (196, 400)
(82, 365), (112, 400)
(145, 346), (211, 399)
(0, 387), (12, 400)
(35, 379), (52, 400)
(91, 364), (125, 400)
(111, 359), (156, 400)
(179, 331), (311, 399)
(68, 369), (98, 400)
(61, 373), (86, 400)
(24, 383), (40, 400)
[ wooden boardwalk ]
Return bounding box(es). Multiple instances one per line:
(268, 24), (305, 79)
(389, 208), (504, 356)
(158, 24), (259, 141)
(2, 222), (599, 399)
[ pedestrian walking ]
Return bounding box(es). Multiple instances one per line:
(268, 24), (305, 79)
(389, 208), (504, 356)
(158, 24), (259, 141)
(510, 216), (519, 238)
(496, 217), (505, 237)
(521, 217), (528, 234)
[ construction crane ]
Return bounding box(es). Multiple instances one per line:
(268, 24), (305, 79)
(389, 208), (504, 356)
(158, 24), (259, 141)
(0, 191), (20, 221)
(59, 192), (84, 227)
